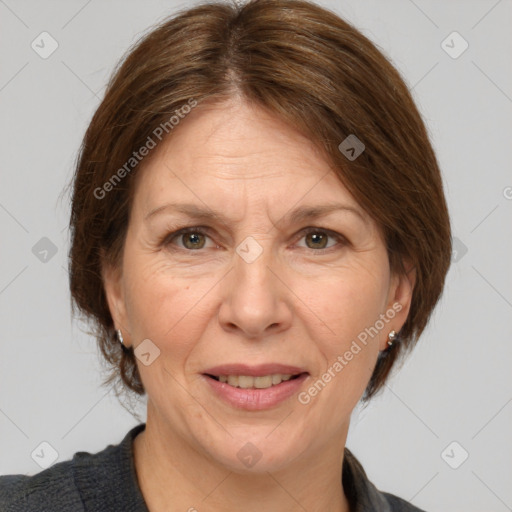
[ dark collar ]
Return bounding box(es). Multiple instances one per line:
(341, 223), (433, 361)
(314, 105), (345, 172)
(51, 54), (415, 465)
(72, 423), (149, 511)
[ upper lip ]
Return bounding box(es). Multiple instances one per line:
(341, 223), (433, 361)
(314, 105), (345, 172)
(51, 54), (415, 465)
(203, 364), (308, 377)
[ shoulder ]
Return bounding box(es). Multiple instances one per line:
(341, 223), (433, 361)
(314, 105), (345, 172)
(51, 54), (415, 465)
(0, 424), (146, 512)
(0, 459), (83, 512)
(381, 491), (427, 512)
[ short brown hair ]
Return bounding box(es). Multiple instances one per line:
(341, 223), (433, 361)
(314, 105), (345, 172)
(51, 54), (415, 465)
(68, 0), (452, 404)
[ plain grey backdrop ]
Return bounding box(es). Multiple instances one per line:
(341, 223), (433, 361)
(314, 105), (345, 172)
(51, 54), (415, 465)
(1, 1), (511, 510)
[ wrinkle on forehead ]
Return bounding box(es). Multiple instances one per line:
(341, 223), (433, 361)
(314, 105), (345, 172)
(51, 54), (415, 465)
(133, 98), (366, 236)
(154, 97), (331, 179)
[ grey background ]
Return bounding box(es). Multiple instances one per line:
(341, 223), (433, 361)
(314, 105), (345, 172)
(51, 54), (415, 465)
(1, 0), (511, 510)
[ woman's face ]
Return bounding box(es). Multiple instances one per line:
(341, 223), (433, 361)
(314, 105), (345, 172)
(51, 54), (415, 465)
(104, 98), (414, 473)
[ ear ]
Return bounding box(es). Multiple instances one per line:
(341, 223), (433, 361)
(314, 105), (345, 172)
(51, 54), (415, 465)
(100, 248), (130, 346)
(380, 258), (416, 351)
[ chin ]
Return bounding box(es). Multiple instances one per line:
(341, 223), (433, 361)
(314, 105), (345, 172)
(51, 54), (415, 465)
(200, 432), (303, 475)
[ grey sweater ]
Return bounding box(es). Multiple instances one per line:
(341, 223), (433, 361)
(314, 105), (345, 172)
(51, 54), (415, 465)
(0, 423), (425, 511)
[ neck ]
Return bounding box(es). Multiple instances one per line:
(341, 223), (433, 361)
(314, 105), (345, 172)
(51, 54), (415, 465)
(133, 412), (351, 512)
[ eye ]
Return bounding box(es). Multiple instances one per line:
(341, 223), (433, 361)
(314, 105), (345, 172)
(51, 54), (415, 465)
(297, 228), (345, 251)
(164, 227), (216, 251)
(162, 226), (347, 253)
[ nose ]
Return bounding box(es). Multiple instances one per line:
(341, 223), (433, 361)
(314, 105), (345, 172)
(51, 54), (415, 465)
(218, 242), (292, 338)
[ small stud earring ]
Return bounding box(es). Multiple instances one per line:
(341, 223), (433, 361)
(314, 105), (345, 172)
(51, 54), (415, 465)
(116, 329), (124, 345)
(387, 330), (397, 347)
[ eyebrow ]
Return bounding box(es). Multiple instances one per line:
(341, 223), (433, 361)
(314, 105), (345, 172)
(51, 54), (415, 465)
(144, 202), (368, 227)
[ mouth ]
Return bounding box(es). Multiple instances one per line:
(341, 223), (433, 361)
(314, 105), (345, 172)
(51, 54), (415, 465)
(202, 366), (309, 410)
(204, 372), (306, 389)
(202, 363), (309, 394)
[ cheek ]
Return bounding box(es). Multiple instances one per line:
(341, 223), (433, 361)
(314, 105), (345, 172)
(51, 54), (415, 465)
(304, 275), (386, 406)
(123, 254), (217, 354)
(300, 263), (389, 345)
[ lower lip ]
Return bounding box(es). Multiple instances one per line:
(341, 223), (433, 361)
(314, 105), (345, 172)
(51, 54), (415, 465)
(202, 374), (309, 411)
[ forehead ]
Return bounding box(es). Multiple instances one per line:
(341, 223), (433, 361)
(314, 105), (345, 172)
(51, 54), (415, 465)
(133, 98), (366, 222)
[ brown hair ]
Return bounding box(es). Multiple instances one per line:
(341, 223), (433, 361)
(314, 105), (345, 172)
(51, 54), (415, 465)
(68, 0), (452, 405)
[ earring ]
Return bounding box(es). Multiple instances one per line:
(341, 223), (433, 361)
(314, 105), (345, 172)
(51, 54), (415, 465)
(387, 330), (397, 347)
(116, 329), (124, 345)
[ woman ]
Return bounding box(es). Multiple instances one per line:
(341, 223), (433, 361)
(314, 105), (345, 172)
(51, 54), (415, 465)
(0, 0), (451, 510)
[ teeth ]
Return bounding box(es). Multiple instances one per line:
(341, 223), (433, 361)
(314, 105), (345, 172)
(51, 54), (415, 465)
(216, 374), (296, 389)
(272, 374), (282, 385)
(254, 375), (273, 388)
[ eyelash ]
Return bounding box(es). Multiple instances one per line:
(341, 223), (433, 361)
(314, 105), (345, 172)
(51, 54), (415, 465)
(161, 226), (347, 254)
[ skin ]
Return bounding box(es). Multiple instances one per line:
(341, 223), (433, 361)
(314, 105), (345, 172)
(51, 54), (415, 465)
(103, 97), (415, 512)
